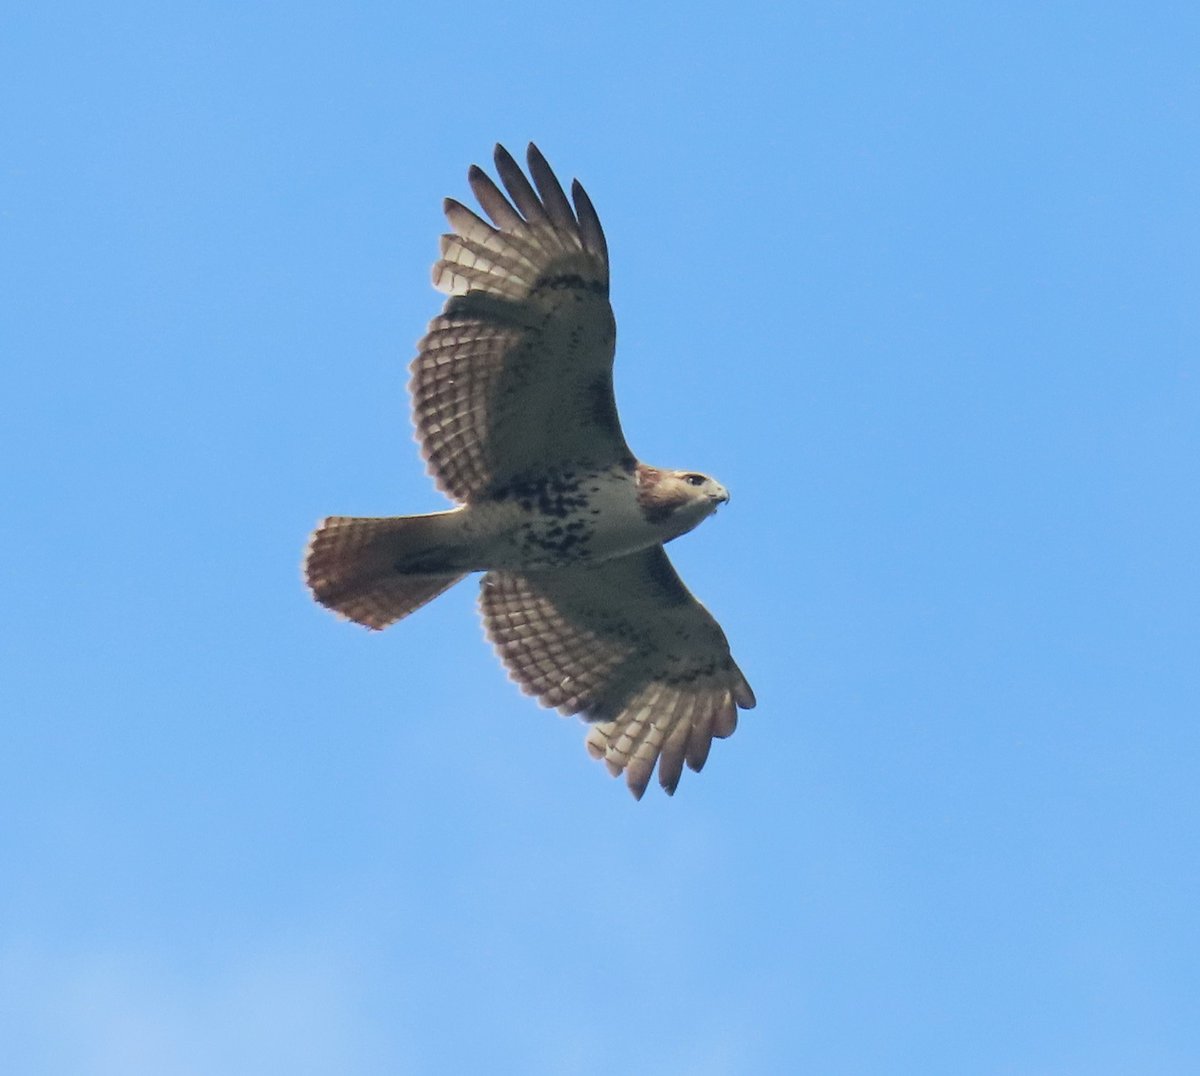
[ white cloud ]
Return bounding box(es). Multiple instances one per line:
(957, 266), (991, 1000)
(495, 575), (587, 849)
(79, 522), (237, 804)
(0, 938), (384, 1076)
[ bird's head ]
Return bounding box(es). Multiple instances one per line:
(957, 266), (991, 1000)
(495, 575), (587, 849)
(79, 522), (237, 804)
(636, 466), (730, 539)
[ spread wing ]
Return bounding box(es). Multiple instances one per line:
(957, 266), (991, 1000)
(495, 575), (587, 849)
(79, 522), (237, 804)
(479, 547), (756, 799)
(411, 144), (631, 504)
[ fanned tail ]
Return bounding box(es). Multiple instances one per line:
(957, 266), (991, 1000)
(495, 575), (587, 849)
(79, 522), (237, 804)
(303, 514), (467, 630)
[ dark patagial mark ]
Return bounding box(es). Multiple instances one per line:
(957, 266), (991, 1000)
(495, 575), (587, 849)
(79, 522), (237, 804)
(582, 375), (622, 438)
(643, 549), (692, 608)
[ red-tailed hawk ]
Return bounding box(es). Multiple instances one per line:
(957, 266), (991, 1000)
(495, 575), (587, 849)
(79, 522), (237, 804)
(305, 144), (755, 798)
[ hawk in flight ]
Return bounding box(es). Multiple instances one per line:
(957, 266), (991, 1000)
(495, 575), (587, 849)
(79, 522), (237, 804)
(304, 144), (754, 798)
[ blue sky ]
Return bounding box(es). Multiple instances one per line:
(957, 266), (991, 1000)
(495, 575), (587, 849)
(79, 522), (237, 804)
(3, 3), (1198, 1073)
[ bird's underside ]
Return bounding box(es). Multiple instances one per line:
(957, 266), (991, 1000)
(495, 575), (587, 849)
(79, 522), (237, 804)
(304, 143), (755, 799)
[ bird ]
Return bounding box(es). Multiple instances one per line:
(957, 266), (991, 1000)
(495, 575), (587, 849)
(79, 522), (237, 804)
(304, 144), (755, 799)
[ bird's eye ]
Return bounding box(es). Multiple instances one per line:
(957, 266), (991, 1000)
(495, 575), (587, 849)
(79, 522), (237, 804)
(684, 473), (706, 487)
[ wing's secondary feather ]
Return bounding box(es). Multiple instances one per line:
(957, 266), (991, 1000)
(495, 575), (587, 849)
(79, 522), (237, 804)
(479, 547), (755, 799)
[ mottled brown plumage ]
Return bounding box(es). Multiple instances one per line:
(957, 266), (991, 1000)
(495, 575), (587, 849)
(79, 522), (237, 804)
(304, 144), (754, 798)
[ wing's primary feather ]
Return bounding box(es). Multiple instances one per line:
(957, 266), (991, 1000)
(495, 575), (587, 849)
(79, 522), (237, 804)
(570, 179), (609, 266)
(492, 144), (552, 228)
(412, 144), (628, 504)
(479, 546), (755, 799)
(526, 143), (580, 234)
(466, 164), (526, 233)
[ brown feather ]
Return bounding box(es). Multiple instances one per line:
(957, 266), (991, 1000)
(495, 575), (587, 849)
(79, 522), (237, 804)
(304, 515), (467, 629)
(479, 547), (754, 798)
(635, 466), (693, 524)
